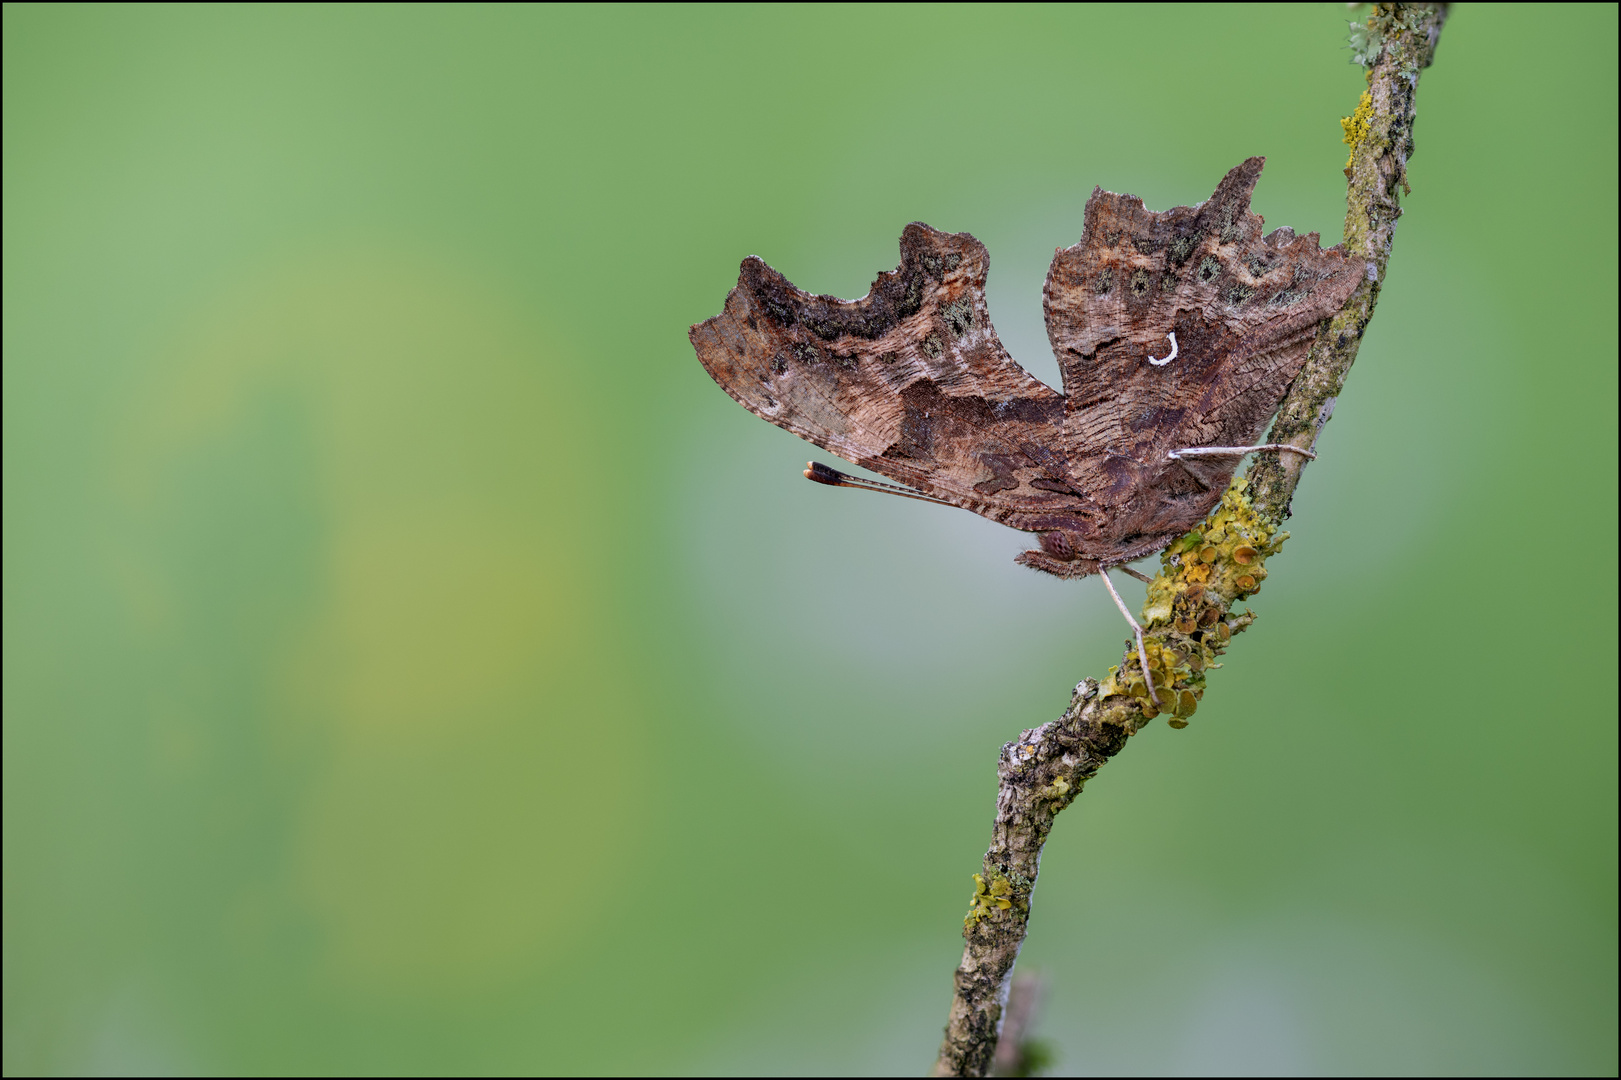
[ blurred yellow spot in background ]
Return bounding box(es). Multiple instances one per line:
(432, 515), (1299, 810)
(111, 251), (645, 992)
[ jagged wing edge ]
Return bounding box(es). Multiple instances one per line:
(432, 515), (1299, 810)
(689, 223), (1065, 507)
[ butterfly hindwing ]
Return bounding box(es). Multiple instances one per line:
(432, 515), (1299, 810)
(690, 223), (1099, 532)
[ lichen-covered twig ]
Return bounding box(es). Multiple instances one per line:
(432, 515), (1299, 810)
(931, 6), (1448, 1075)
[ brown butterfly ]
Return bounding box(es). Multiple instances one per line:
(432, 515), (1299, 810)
(690, 157), (1359, 584)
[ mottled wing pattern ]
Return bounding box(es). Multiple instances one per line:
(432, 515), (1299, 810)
(690, 224), (1101, 535)
(1040, 157), (1363, 560)
(691, 160), (1363, 579)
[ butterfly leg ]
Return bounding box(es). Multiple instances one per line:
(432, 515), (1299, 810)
(1166, 443), (1317, 462)
(1100, 569), (1161, 710)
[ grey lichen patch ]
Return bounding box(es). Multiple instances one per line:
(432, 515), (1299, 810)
(1093, 267), (1115, 295)
(919, 251), (963, 280)
(1349, 3), (1434, 70)
(790, 340), (821, 364)
(801, 311), (843, 342)
(1270, 270), (1309, 306)
(1168, 231), (1202, 266)
(1198, 256), (1221, 284)
(921, 333), (944, 359)
(1129, 269), (1151, 297)
(1348, 17), (1383, 68)
(894, 272), (925, 318)
(941, 298), (974, 337)
(1224, 282), (1256, 306)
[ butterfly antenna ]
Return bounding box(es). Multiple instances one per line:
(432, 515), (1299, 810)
(1168, 443), (1317, 462)
(803, 461), (957, 508)
(1100, 569), (1162, 710)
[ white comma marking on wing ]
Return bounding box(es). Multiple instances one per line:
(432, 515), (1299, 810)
(1147, 332), (1178, 367)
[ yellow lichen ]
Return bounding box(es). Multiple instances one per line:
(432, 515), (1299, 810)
(1097, 478), (1285, 727)
(1341, 90), (1373, 170)
(964, 872), (1017, 928)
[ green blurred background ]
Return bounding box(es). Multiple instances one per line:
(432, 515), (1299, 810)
(3, 4), (1615, 1075)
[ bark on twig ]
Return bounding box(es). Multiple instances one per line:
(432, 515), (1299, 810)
(932, 7), (1448, 1075)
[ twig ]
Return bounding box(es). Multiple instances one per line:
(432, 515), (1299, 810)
(931, 6), (1448, 1075)
(989, 972), (1048, 1078)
